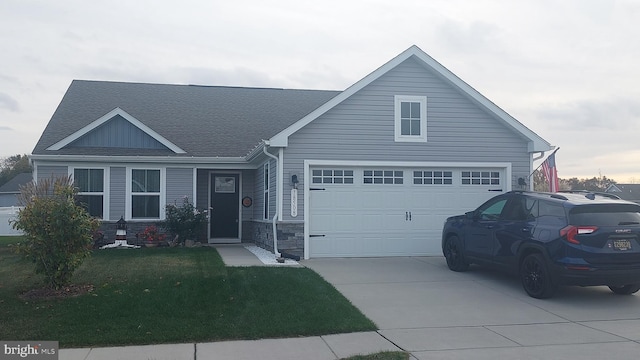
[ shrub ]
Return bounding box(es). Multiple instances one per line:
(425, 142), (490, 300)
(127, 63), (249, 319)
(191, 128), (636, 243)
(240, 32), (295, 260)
(161, 196), (207, 244)
(11, 176), (100, 289)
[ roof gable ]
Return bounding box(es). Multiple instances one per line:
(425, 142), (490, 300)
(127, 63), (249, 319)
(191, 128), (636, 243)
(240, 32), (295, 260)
(33, 83), (339, 158)
(269, 45), (551, 153)
(46, 108), (185, 153)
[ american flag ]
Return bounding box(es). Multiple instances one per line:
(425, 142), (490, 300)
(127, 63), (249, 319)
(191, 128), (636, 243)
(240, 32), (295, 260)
(541, 151), (560, 192)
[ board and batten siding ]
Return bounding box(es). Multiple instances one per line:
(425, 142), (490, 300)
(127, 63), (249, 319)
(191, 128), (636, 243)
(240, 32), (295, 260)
(281, 57), (530, 220)
(68, 115), (168, 150)
(109, 167), (126, 221)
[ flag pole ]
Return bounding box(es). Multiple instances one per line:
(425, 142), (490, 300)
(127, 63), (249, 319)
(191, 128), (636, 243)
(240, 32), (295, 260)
(530, 147), (560, 178)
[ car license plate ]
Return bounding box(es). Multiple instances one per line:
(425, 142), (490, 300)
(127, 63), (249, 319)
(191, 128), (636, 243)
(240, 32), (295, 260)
(613, 239), (632, 251)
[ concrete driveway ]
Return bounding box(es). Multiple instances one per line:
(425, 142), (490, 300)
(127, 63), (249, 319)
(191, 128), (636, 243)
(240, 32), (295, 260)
(303, 257), (640, 359)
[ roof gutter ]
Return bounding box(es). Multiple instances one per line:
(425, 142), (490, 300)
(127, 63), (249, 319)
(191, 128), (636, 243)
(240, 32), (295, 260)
(262, 143), (281, 258)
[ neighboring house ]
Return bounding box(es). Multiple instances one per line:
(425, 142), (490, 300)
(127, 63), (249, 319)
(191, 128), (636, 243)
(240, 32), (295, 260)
(605, 184), (640, 204)
(31, 45), (552, 259)
(0, 172), (32, 207)
(0, 172), (31, 236)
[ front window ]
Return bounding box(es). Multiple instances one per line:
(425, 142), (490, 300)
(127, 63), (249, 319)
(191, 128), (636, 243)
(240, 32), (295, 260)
(395, 95), (427, 142)
(74, 168), (104, 218)
(131, 169), (161, 218)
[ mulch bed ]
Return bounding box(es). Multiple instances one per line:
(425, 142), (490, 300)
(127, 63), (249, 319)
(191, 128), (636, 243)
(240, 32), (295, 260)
(20, 284), (95, 301)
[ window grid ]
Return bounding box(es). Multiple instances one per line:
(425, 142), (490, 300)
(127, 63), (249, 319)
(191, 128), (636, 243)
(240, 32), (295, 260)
(312, 169), (354, 184)
(400, 101), (422, 136)
(131, 169), (161, 219)
(74, 168), (104, 218)
(461, 171), (500, 185)
(363, 170), (404, 185)
(413, 170), (453, 185)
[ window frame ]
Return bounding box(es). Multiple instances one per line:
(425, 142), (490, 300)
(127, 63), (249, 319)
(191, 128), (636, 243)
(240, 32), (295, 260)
(394, 95), (427, 142)
(70, 167), (109, 220)
(126, 167), (165, 221)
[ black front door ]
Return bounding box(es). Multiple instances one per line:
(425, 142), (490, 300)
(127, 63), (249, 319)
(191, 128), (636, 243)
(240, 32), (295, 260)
(210, 174), (240, 240)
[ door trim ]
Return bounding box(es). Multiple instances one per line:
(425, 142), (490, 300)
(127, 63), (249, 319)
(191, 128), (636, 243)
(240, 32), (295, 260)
(208, 171), (242, 243)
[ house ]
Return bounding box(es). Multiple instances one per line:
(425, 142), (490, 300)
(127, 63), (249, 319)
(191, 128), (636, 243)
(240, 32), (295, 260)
(0, 172), (31, 236)
(0, 172), (32, 207)
(605, 184), (640, 204)
(31, 45), (552, 259)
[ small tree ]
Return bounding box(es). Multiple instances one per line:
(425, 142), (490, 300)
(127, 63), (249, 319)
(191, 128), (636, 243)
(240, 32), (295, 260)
(161, 196), (208, 244)
(11, 176), (100, 289)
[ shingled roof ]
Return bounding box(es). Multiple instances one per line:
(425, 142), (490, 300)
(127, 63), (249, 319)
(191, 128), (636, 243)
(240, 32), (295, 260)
(33, 80), (340, 157)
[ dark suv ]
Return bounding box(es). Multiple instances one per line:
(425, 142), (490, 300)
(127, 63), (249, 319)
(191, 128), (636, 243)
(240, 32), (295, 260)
(442, 190), (640, 298)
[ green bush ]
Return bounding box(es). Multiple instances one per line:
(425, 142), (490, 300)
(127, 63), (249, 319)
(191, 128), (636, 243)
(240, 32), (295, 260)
(161, 196), (207, 244)
(11, 176), (100, 289)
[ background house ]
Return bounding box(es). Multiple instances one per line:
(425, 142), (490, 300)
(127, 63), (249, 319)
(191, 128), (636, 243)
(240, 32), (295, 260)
(0, 172), (31, 235)
(30, 46), (552, 258)
(606, 184), (640, 204)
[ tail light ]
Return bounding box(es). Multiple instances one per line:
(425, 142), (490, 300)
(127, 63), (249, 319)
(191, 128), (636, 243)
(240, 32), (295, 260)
(560, 225), (598, 244)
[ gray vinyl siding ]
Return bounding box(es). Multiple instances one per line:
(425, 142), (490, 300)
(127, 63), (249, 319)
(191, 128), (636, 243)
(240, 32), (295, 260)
(166, 168), (194, 206)
(109, 167), (125, 221)
(36, 165), (68, 182)
(282, 57), (530, 220)
(68, 115), (168, 150)
(196, 169), (209, 212)
(253, 160), (276, 221)
(240, 170), (254, 222)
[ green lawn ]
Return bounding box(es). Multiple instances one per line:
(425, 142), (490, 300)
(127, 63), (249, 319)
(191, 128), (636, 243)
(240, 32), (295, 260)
(0, 237), (376, 348)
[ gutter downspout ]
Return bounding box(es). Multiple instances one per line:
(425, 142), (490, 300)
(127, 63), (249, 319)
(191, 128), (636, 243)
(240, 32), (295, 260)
(263, 143), (281, 258)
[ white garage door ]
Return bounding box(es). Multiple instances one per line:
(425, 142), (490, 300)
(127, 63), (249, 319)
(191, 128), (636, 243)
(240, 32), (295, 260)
(308, 167), (506, 258)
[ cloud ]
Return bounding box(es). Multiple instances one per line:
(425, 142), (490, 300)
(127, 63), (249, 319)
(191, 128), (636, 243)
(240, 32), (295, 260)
(0, 92), (19, 112)
(0, 125), (13, 131)
(535, 98), (640, 131)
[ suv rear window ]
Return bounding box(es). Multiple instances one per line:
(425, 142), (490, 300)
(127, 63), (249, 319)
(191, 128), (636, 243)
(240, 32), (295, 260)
(569, 204), (640, 226)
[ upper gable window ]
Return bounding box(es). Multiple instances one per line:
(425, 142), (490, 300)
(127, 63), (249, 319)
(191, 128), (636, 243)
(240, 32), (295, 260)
(394, 95), (427, 142)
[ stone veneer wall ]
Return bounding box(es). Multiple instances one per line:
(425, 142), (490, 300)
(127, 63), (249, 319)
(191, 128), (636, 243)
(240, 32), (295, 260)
(96, 221), (206, 247)
(251, 221), (304, 258)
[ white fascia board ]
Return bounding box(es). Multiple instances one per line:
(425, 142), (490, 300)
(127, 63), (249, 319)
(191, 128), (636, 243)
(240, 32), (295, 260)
(271, 45), (551, 153)
(46, 107), (186, 153)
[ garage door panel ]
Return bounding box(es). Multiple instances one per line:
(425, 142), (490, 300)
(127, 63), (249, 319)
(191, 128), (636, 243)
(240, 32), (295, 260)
(309, 166), (505, 258)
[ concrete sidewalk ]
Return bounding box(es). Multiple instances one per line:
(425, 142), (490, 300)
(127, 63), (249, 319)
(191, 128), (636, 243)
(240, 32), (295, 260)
(59, 332), (401, 360)
(59, 245), (401, 360)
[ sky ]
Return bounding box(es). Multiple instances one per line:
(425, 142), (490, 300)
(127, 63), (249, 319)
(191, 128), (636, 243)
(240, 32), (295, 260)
(0, 0), (639, 182)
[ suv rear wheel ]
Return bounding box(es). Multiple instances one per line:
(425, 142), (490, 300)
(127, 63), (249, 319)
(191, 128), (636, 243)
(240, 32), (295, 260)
(520, 253), (557, 299)
(608, 284), (640, 295)
(444, 235), (469, 272)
